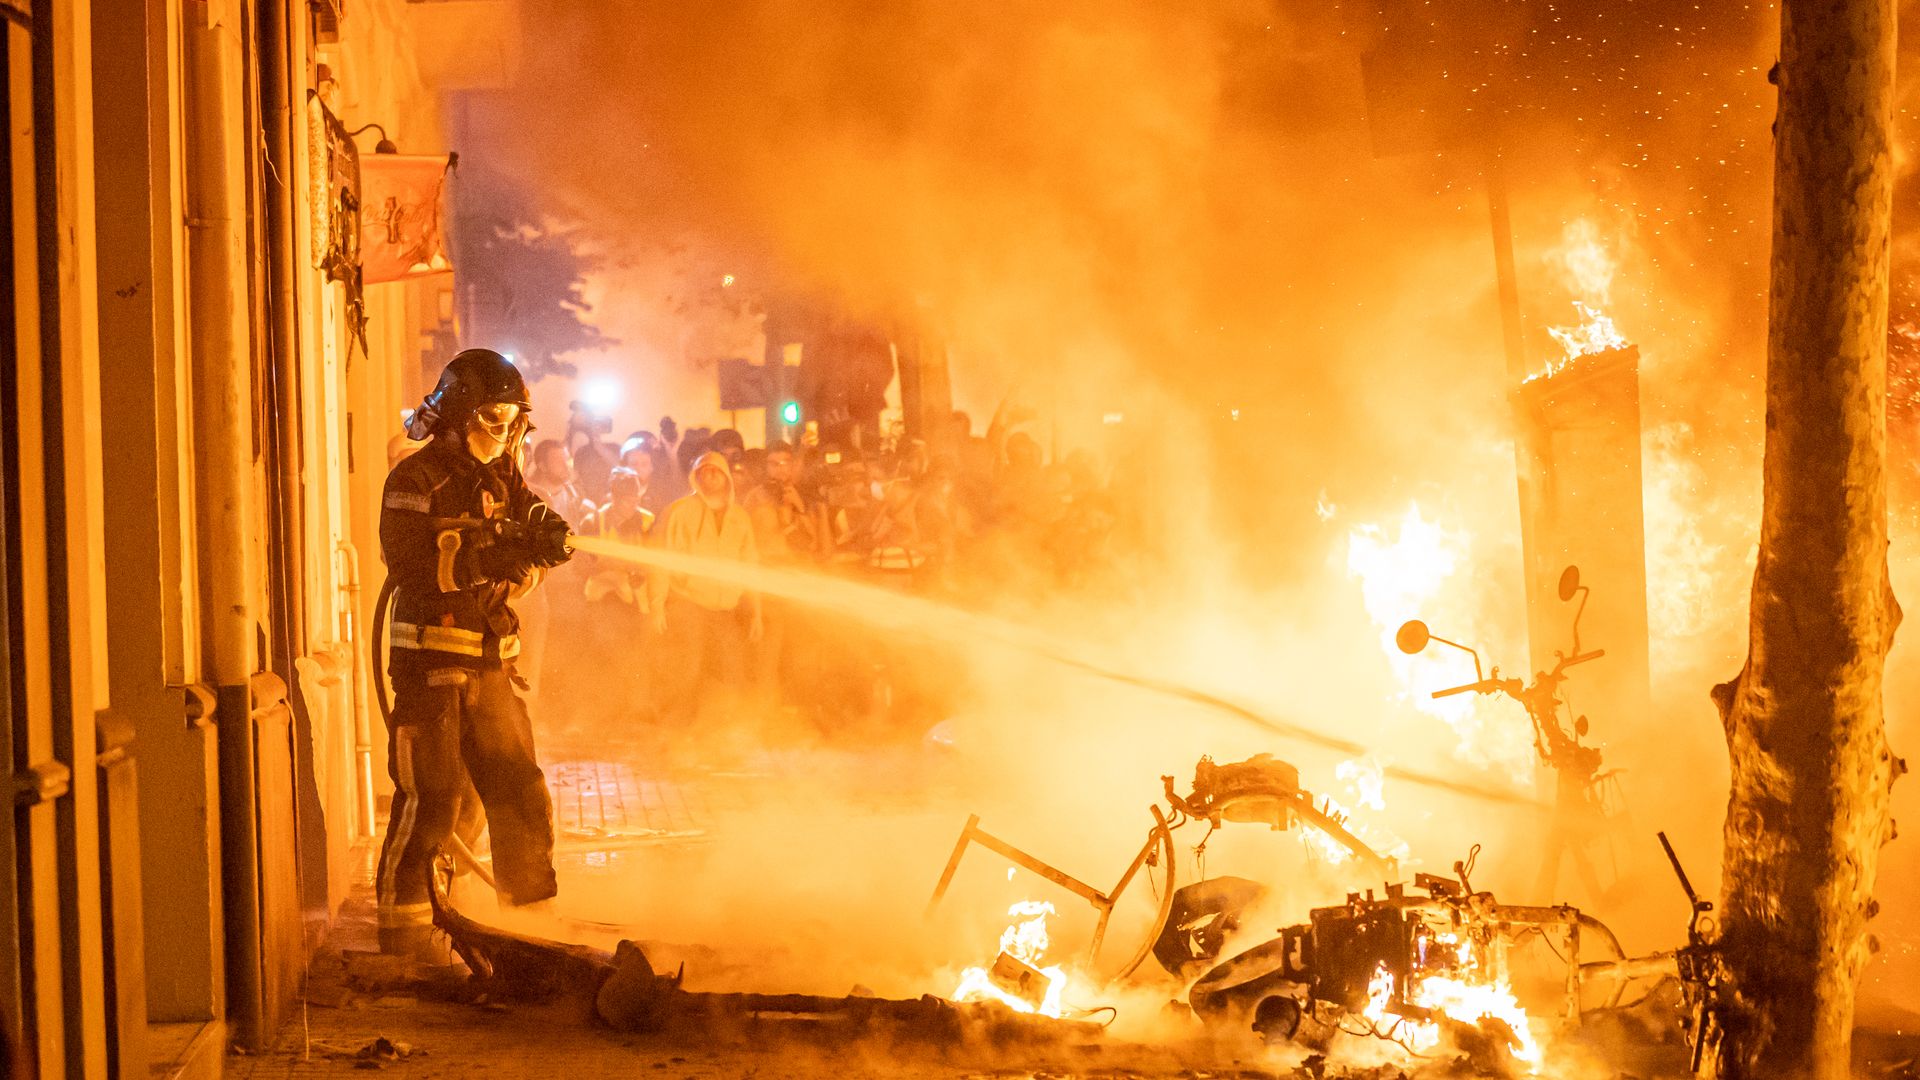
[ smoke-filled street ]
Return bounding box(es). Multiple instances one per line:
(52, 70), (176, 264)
(11, 1), (1920, 1078)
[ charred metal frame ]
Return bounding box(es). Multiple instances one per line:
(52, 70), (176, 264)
(925, 807), (1176, 978)
(927, 755), (1403, 983)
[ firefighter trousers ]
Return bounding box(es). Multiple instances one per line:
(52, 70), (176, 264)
(375, 666), (557, 954)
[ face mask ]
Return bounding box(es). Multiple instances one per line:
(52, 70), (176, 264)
(467, 402), (523, 462)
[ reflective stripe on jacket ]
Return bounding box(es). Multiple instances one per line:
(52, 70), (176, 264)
(380, 437), (546, 671)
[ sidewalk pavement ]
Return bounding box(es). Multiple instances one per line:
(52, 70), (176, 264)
(227, 754), (1199, 1080)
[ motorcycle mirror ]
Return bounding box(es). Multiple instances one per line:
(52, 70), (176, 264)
(1575, 715), (1590, 738)
(1557, 565), (1582, 602)
(1395, 620), (1432, 655)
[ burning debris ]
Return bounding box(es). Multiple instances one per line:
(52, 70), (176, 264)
(1174, 833), (1729, 1078)
(927, 753), (1399, 981)
(1185, 860), (1573, 1071)
(920, 702), (1712, 1076)
(1164, 755), (1401, 883)
(950, 900), (1070, 1016)
(1533, 302), (1630, 383)
(920, 783), (1711, 1076)
(423, 855), (1105, 1048)
(926, 806), (1178, 979)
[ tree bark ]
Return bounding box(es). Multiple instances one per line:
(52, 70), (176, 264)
(1711, 1), (1902, 1077)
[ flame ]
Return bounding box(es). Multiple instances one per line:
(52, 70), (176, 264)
(1298, 758), (1409, 868)
(1530, 218), (1632, 380)
(1366, 959), (1396, 1017)
(1315, 489), (1339, 522)
(999, 899), (1053, 963)
(1335, 757), (1387, 812)
(1297, 795), (1363, 866)
(1542, 301), (1629, 363)
(1346, 504), (1535, 775)
(950, 900), (1070, 1017)
(1410, 975), (1542, 1067)
(1358, 957), (1543, 1072)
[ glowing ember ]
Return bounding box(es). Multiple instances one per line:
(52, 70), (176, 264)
(950, 900), (1070, 1017)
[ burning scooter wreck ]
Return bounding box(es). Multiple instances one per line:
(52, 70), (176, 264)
(921, 566), (1721, 1076)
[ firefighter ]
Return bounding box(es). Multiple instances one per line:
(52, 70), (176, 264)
(374, 348), (573, 958)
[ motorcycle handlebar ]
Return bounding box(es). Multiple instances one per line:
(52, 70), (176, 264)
(1432, 676), (1528, 699)
(1428, 649), (1604, 701)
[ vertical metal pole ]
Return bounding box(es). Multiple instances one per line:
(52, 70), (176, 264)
(1489, 152), (1545, 680)
(1486, 156), (1528, 382)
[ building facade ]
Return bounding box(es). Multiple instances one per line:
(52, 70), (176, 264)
(3, 0), (517, 1076)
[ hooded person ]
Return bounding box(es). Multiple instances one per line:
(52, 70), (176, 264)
(648, 451), (763, 735)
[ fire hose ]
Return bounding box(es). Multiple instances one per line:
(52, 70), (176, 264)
(370, 570), (499, 890)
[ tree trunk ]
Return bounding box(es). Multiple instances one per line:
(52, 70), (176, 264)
(1711, 1), (1902, 1077)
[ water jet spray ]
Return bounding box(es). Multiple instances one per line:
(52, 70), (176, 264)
(566, 534), (1542, 808)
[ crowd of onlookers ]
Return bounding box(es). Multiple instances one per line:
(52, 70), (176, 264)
(515, 407), (1127, 756)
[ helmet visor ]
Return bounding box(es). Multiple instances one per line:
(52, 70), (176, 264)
(474, 401), (524, 440)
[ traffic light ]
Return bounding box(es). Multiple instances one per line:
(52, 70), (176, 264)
(780, 400), (801, 425)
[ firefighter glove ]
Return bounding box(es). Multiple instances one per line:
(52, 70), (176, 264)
(474, 538), (537, 585)
(525, 503), (574, 568)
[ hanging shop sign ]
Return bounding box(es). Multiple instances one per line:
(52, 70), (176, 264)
(359, 153), (455, 284)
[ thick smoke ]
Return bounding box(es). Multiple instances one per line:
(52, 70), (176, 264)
(463, 0), (1920, 1040)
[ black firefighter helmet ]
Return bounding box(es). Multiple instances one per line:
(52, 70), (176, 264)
(405, 348), (531, 441)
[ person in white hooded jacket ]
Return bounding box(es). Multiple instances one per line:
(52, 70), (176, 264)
(648, 451), (763, 729)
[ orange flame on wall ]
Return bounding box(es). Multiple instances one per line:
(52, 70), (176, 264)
(1529, 218), (1632, 382)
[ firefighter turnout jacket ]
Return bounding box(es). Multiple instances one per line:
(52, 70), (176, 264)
(381, 437), (553, 674)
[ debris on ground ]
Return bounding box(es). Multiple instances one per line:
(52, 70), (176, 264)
(339, 949), (419, 993)
(426, 857), (616, 1005)
(424, 855), (1102, 1049)
(595, 938), (1102, 1044)
(309, 1036), (424, 1069)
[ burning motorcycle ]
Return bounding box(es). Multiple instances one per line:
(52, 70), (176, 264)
(926, 753), (1401, 986)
